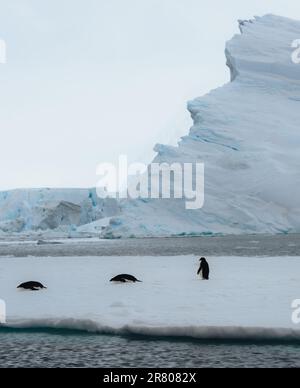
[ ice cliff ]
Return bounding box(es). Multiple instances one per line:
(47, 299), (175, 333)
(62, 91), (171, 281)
(0, 188), (119, 235)
(104, 15), (300, 238)
(1, 15), (300, 238)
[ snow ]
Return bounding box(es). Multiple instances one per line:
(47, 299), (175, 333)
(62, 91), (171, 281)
(104, 15), (300, 238)
(76, 217), (112, 233)
(0, 255), (300, 340)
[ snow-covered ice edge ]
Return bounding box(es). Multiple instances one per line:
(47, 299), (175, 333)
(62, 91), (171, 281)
(2, 319), (300, 342)
(1, 256), (300, 341)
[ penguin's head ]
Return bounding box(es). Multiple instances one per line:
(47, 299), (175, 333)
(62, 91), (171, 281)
(200, 257), (207, 262)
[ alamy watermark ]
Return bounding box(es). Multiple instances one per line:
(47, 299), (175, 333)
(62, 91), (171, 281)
(96, 156), (204, 210)
(0, 299), (6, 324)
(292, 299), (300, 324)
(0, 39), (7, 64)
(291, 39), (300, 64)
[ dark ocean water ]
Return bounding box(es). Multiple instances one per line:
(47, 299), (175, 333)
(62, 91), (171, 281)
(0, 329), (300, 368)
(1, 234), (300, 257)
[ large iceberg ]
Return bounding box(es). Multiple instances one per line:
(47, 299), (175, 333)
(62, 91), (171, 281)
(1, 15), (300, 239)
(104, 15), (300, 238)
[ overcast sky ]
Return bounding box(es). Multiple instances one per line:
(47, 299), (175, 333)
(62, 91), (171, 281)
(0, 0), (300, 190)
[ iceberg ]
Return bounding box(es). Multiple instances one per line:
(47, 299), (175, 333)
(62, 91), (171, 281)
(1, 15), (300, 239)
(104, 15), (300, 238)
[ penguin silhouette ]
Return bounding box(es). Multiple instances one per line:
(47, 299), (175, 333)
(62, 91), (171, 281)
(110, 274), (142, 283)
(17, 281), (47, 291)
(197, 258), (210, 280)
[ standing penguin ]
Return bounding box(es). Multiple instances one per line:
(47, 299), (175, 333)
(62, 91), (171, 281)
(197, 257), (210, 280)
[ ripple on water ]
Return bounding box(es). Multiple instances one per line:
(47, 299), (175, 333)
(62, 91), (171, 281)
(0, 332), (300, 368)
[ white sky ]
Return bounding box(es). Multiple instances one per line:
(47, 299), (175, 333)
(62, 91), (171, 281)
(0, 0), (300, 190)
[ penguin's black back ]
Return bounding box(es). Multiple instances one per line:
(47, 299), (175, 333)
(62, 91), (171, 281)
(110, 274), (141, 283)
(17, 281), (46, 290)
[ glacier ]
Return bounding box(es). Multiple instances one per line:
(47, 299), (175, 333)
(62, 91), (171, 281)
(1, 14), (300, 239)
(0, 188), (119, 236)
(103, 14), (300, 238)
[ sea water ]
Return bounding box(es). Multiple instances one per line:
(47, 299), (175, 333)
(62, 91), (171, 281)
(0, 328), (300, 368)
